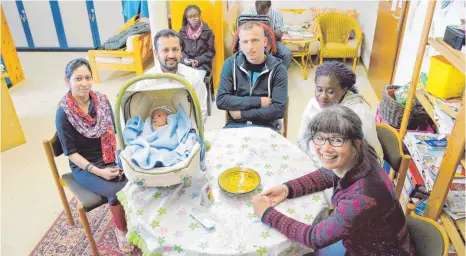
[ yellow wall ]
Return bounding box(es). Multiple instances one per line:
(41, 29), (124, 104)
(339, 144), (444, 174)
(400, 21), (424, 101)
(1, 74), (26, 151)
(222, 1), (240, 58)
(1, 6), (24, 86)
(169, 0), (224, 91)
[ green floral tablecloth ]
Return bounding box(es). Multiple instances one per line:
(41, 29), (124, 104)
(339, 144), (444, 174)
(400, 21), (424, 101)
(118, 127), (329, 256)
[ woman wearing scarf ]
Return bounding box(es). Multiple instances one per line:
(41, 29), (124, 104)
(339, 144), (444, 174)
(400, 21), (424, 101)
(179, 5), (216, 74)
(55, 58), (133, 253)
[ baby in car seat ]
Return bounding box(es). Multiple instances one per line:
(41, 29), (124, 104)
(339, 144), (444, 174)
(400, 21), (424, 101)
(150, 106), (172, 132)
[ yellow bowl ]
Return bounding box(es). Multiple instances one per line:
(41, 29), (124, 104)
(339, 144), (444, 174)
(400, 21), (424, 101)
(218, 168), (261, 194)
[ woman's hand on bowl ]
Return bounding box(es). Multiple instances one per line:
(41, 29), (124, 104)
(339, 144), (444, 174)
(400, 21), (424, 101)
(262, 185), (288, 207)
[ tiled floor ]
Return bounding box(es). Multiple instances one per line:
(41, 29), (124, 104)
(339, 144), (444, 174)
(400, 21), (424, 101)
(1, 52), (378, 255)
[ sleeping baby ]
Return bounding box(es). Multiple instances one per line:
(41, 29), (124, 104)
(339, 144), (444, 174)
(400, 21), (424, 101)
(123, 104), (201, 170)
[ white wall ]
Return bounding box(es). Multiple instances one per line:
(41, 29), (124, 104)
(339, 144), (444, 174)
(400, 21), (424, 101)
(237, 0), (379, 66)
(393, 0), (464, 84)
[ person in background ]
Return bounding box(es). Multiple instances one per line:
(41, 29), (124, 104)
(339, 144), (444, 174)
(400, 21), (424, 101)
(297, 61), (383, 160)
(134, 29), (208, 123)
(179, 5), (216, 75)
(216, 21), (288, 131)
(56, 58), (133, 253)
(241, 0), (292, 69)
(253, 105), (415, 256)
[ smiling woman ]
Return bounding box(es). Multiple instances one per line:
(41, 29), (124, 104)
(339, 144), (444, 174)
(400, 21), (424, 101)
(296, 61), (383, 161)
(56, 58), (134, 253)
(252, 105), (415, 256)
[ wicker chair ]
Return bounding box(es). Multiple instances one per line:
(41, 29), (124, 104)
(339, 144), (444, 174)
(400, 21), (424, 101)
(316, 13), (362, 71)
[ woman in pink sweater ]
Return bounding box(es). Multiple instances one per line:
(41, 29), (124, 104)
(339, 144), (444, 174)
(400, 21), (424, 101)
(253, 105), (414, 256)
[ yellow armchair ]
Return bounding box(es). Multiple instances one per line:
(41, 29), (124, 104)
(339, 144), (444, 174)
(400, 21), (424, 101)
(87, 16), (153, 83)
(316, 13), (362, 71)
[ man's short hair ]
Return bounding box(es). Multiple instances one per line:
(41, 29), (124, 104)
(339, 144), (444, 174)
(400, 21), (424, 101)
(239, 21), (265, 36)
(255, 1), (271, 9)
(153, 29), (183, 51)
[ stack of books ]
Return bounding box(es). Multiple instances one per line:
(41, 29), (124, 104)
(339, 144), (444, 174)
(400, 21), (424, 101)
(403, 132), (465, 219)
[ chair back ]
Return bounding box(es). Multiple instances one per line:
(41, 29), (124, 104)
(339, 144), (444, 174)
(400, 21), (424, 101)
(407, 212), (449, 256)
(43, 133), (65, 191)
(316, 13), (361, 44)
(50, 133), (63, 157)
(376, 124), (402, 172)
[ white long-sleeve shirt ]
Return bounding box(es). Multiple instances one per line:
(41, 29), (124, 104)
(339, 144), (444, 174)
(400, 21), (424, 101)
(133, 62), (208, 124)
(296, 92), (383, 161)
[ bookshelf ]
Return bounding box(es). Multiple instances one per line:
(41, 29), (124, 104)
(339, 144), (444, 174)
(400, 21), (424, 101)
(398, 1), (465, 255)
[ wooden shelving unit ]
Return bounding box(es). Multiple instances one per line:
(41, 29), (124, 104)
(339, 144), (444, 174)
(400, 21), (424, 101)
(427, 37), (465, 74)
(398, 1), (465, 255)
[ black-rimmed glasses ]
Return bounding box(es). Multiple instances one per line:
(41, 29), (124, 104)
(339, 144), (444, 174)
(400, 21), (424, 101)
(312, 135), (347, 147)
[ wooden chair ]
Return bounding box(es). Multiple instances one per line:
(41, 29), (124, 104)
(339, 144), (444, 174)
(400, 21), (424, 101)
(316, 13), (362, 71)
(87, 15), (153, 83)
(405, 203), (450, 256)
(376, 123), (411, 199)
(43, 134), (106, 256)
(204, 73), (214, 116)
(223, 97), (289, 138)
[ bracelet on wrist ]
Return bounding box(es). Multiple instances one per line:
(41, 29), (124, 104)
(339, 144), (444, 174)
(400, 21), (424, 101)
(85, 163), (94, 173)
(281, 184), (289, 198)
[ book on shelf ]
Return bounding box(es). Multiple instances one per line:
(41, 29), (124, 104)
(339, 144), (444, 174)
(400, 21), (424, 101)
(445, 182), (465, 215)
(403, 132), (465, 192)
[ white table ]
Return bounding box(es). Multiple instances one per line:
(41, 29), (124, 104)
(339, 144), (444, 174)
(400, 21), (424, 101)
(118, 127), (329, 255)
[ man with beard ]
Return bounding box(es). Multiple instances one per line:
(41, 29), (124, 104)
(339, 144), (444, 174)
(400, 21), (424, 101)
(135, 29), (208, 123)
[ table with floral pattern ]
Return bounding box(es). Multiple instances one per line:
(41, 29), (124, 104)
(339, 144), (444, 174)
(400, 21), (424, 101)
(118, 127), (329, 256)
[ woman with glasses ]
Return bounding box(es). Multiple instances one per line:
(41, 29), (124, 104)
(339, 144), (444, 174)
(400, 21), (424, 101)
(179, 5), (216, 75)
(252, 105), (414, 256)
(296, 61), (382, 161)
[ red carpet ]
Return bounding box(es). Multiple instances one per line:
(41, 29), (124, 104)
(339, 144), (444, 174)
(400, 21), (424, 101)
(29, 198), (141, 256)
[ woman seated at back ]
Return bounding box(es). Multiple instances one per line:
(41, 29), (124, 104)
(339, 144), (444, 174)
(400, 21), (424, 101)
(55, 58), (133, 253)
(297, 61), (382, 160)
(179, 5), (216, 75)
(253, 105), (414, 256)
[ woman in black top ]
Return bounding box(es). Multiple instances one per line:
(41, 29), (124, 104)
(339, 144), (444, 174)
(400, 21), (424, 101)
(55, 58), (133, 253)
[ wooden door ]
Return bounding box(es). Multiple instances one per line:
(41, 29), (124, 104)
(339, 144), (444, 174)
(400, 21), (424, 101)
(368, 0), (409, 100)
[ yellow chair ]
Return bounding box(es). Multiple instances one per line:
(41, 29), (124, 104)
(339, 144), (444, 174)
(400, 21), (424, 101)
(87, 16), (153, 83)
(316, 13), (362, 71)
(43, 134), (106, 255)
(376, 123), (411, 199)
(405, 204), (450, 256)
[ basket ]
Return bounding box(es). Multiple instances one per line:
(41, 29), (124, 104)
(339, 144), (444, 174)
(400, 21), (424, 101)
(380, 85), (430, 129)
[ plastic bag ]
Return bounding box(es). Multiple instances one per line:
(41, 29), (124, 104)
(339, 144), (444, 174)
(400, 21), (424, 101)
(394, 85), (409, 105)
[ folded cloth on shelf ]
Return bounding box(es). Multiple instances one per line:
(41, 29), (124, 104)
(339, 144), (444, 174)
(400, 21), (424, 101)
(122, 104), (200, 169)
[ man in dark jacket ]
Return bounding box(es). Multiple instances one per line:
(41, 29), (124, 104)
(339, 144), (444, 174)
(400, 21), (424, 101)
(216, 21), (288, 131)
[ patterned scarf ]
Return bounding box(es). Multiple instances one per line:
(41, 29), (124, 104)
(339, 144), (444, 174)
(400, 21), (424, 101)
(59, 91), (116, 164)
(187, 21), (203, 40)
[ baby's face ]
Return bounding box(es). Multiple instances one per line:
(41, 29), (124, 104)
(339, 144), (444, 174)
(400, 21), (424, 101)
(152, 110), (169, 127)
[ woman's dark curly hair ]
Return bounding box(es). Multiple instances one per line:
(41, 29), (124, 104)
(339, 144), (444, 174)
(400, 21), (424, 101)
(182, 5), (201, 27)
(315, 61), (358, 93)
